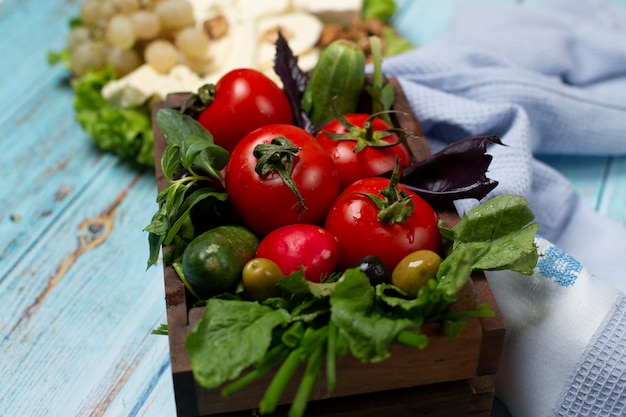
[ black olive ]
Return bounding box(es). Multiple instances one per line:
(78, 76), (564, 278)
(352, 255), (391, 286)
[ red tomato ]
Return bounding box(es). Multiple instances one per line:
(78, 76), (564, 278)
(197, 68), (293, 153)
(225, 124), (341, 236)
(256, 224), (339, 283)
(324, 176), (441, 271)
(317, 113), (411, 189)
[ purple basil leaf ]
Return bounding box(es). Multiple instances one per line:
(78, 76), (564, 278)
(399, 135), (503, 205)
(273, 31), (315, 133)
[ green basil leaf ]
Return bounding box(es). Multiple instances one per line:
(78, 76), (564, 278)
(161, 144), (182, 180)
(186, 299), (290, 388)
(163, 189), (227, 246)
(330, 270), (420, 362)
(156, 108), (214, 145)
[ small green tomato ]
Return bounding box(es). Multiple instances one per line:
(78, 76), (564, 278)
(242, 258), (285, 301)
(391, 250), (442, 298)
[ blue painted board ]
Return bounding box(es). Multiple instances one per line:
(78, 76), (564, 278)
(599, 156), (626, 227)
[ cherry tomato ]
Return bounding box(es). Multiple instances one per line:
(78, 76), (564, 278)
(197, 68), (293, 153)
(324, 176), (442, 271)
(225, 124), (341, 236)
(317, 113), (411, 189)
(255, 224), (339, 283)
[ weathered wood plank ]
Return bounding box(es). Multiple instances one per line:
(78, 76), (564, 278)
(0, 164), (174, 416)
(598, 156), (626, 227)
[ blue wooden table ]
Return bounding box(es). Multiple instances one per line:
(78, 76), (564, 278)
(1, 1), (625, 416)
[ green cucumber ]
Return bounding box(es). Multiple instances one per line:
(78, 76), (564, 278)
(181, 225), (258, 298)
(302, 39), (366, 126)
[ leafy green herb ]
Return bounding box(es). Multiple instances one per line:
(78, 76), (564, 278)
(144, 108), (229, 268)
(361, 0), (397, 22)
(72, 67), (154, 167)
(381, 26), (415, 56)
(439, 194), (539, 275)
(329, 269), (421, 362)
(151, 323), (168, 335)
(186, 299), (291, 388)
(364, 36), (396, 123)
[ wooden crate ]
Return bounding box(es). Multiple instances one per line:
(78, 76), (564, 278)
(151, 79), (505, 417)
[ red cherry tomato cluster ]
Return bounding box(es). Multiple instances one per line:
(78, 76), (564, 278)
(194, 68), (442, 295)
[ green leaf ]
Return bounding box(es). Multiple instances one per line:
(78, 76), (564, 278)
(156, 108), (214, 145)
(470, 223), (539, 275)
(439, 194), (540, 276)
(361, 0), (397, 21)
(330, 270), (420, 362)
(161, 144), (183, 180)
(163, 190), (227, 246)
(436, 245), (475, 297)
(186, 299), (290, 388)
(448, 194), (536, 242)
(72, 67), (154, 166)
(381, 27), (415, 57)
(181, 135), (229, 181)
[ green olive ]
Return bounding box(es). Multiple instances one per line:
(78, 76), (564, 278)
(242, 258), (285, 301)
(391, 250), (442, 298)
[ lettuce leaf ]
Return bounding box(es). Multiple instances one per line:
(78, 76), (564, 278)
(72, 67), (154, 167)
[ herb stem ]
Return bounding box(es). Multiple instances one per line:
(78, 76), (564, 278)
(289, 343), (325, 417)
(172, 262), (203, 301)
(258, 348), (304, 414)
(396, 330), (428, 349)
(221, 345), (290, 397)
(325, 321), (337, 392)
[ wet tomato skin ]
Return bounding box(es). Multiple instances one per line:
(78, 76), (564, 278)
(197, 68), (293, 153)
(324, 177), (442, 271)
(225, 124), (340, 236)
(255, 224), (339, 283)
(317, 114), (411, 190)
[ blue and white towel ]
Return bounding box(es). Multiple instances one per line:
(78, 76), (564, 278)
(382, 1), (626, 416)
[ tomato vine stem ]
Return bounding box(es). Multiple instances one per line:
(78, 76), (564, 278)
(253, 137), (307, 211)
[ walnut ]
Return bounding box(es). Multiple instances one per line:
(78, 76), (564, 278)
(203, 14), (228, 40)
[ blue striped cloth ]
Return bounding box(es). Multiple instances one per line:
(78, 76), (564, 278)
(382, 1), (626, 416)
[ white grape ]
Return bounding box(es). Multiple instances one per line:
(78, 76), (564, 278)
(107, 47), (142, 76)
(79, 0), (102, 25)
(71, 41), (106, 76)
(155, 0), (194, 31)
(144, 39), (178, 73)
(112, 0), (140, 15)
(106, 14), (136, 49)
(99, 1), (116, 21)
(175, 27), (209, 60)
(131, 10), (161, 40)
(67, 27), (91, 52)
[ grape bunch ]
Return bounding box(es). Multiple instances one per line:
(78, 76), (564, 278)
(68, 0), (217, 77)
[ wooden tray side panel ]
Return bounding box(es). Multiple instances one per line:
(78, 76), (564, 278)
(194, 377), (495, 417)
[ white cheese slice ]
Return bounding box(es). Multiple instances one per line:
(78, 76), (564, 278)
(255, 12), (323, 72)
(101, 64), (163, 107)
(294, 0), (362, 24)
